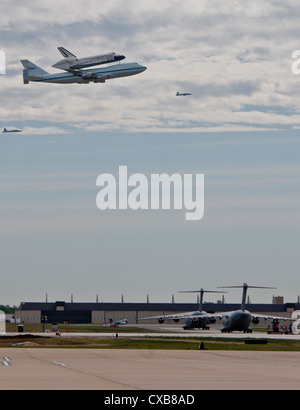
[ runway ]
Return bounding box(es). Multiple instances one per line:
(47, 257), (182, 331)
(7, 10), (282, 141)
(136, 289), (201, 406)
(4, 323), (300, 340)
(7, 322), (299, 340)
(1, 347), (300, 390)
(47, 331), (300, 340)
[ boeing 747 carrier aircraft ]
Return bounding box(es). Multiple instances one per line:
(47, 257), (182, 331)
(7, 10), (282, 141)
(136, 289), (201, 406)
(21, 59), (146, 84)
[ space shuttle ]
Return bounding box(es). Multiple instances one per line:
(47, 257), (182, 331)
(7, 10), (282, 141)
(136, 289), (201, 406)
(52, 47), (125, 71)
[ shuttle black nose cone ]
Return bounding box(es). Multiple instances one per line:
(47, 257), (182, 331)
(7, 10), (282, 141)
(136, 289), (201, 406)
(116, 55), (126, 61)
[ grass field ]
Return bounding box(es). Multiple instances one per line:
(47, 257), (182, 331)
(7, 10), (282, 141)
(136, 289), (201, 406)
(6, 323), (155, 333)
(5, 322), (272, 333)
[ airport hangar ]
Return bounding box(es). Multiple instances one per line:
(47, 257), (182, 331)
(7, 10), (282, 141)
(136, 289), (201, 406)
(15, 299), (300, 325)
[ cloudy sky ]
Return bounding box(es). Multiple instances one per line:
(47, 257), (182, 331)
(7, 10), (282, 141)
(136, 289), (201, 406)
(0, 0), (300, 306)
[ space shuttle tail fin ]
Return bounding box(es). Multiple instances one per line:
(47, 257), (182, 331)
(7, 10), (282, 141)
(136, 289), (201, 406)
(57, 47), (77, 58)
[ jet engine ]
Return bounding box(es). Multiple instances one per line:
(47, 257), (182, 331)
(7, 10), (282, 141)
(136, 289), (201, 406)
(93, 75), (106, 83)
(173, 318), (180, 323)
(252, 317), (260, 324)
(81, 72), (94, 79)
(158, 317), (164, 324)
(209, 317), (216, 324)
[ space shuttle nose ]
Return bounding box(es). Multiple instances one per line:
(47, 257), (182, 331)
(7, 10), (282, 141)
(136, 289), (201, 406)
(116, 55), (126, 62)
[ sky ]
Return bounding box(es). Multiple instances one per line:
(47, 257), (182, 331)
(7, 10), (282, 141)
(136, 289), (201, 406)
(0, 0), (300, 306)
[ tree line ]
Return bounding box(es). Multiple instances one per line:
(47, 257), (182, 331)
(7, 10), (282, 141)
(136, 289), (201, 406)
(0, 305), (18, 314)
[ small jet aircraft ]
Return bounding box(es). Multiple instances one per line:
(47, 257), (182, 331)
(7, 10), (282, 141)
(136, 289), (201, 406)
(139, 289), (226, 330)
(176, 92), (192, 96)
(52, 47), (126, 71)
(2, 128), (22, 133)
(109, 318), (128, 326)
(21, 59), (147, 84)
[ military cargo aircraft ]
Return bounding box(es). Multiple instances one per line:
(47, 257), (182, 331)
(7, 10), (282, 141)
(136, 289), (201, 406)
(139, 288), (226, 330)
(217, 283), (289, 333)
(140, 283), (299, 333)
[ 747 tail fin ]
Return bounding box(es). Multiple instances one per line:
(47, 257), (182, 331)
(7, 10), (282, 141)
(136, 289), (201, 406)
(20, 59), (49, 75)
(20, 59), (49, 84)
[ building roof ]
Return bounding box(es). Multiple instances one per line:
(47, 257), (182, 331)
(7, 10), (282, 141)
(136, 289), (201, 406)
(19, 301), (300, 313)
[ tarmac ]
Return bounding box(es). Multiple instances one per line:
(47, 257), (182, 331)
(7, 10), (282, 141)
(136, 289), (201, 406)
(1, 327), (300, 390)
(5, 327), (300, 340)
(1, 346), (300, 390)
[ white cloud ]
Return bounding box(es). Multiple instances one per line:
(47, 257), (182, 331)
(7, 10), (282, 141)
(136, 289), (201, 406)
(21, 126), (69, 135)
